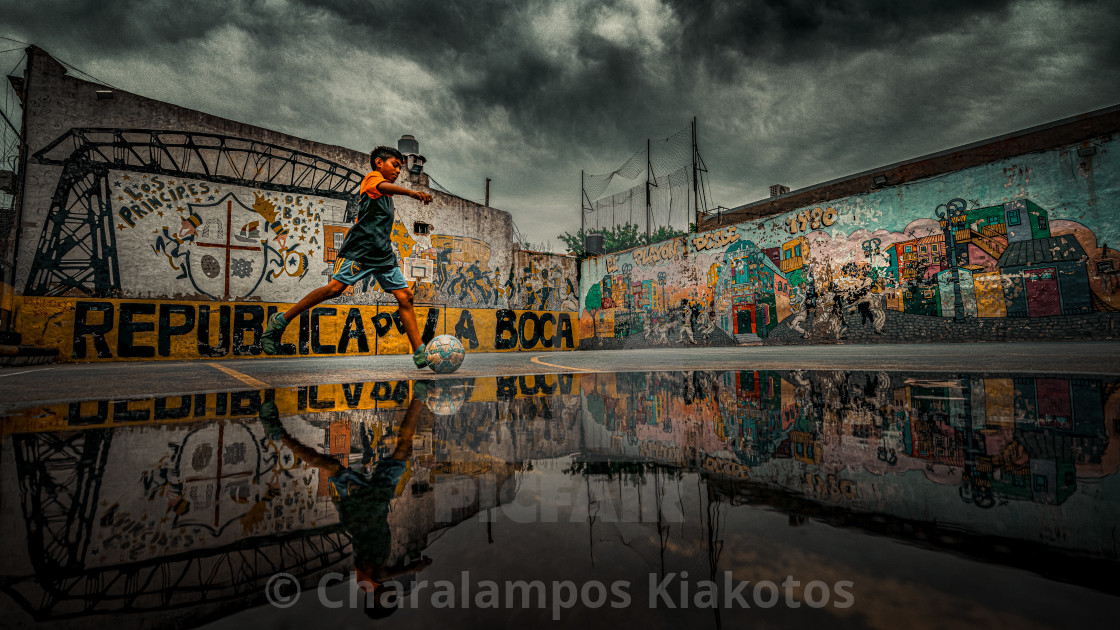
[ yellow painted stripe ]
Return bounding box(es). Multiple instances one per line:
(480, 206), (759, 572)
(530, 355), (598, 373)
(208, 362), (269, 388)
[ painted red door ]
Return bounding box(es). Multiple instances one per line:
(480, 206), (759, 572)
(1025, 267), (1060, 317)
(750, 304), (757, 333)
(1036, 378), (1071, 428)
(734, 304), (749, 334)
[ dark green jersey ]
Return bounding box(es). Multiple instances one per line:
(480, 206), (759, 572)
(337, 483), (395, 567)
(331, 458), (406, 567)
(337, 171), (397, 267)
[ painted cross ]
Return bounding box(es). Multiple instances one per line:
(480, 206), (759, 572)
(175, 422), (260, 535)
(188, 193), (270, 300)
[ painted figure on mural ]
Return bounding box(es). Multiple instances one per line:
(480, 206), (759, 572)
(259, 386), (431, 620)
(563, 276), (579, 311)
(814, 286), (847, 341)
(261, 146), (434, 368)
(654, 315), (671, 344)
(849, 286), (886, 334)
(492, 269), (504, 305)
(502, 267), (518, 306)
(434, 248), (452, 288)
(445, 264), (463, 298)
(460, 260), (486, 304)
(694, 307), (714, 336)
(676, 302), (696, 344)
(536, 267), (554, 309)
(788, 289), (809, 338)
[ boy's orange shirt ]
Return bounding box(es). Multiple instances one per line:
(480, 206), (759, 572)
(359, 171), (387, 199)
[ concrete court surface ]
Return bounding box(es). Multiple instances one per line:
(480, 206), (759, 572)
(1, 341), (1119, 412)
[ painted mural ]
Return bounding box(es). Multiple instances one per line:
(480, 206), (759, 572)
(11, 44), (579, 359)
(13, 129), (578, 360)
(118, 172), (333, 301)
(580, 142), (1120, 346)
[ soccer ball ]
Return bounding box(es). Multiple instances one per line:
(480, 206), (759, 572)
(425, 334), (466, 374)
(424, 378), (469, 416)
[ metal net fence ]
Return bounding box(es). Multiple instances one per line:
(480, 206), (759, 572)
(0, 44), (27, 270)
(581, 124), (698, 238)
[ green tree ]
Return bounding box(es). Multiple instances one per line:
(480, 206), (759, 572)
(558, 222), (697, 261)
(584, 284), (602, 310)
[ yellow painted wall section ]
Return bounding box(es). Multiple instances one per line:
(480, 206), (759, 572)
(974, 272), (1008, 318)
(14, 296), (579, 362)
(0, 282), (13, 314)
(1, 373), (580, 434)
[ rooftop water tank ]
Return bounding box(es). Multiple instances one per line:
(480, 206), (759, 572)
(398, 135), (419, 155)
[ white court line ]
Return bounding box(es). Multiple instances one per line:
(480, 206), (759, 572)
(529, 355), (598, 373)
(208, 362), (270, 389)
(0, 366), (58, 378)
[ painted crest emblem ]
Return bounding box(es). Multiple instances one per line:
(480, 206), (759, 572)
(185, 193), (270, 300)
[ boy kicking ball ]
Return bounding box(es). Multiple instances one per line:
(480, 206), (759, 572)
(261, 145), (433, 367)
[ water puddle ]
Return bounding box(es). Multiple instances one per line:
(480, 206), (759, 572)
(2, 370), (1117, 628)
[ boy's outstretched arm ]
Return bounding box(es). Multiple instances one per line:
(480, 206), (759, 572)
(377, 181), (433, 204)
(260, 401), (345, 476)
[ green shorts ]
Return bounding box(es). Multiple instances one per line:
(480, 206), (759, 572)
(328, 458), (407, 500)
(331, 256), (408, 291)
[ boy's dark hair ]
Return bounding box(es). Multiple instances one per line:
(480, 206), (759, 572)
(370, 146), (405, 169)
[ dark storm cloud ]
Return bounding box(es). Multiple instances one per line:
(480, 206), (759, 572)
(297, 0), (693, 150)
(0, 0), (240, 51)
(665, 0), (1017, 71)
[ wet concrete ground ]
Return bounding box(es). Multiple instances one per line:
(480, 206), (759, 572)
(2, 341), (1119, 411)
(2, 361), (1118, 629)
(2, 344), (1120, 629)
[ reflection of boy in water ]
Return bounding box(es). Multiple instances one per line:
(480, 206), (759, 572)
(260, 385), (431, 619)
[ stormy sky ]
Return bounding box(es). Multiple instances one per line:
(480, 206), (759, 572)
(2, 0), (1119, 249)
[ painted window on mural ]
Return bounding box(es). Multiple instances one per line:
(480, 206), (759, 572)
(1034, 475), (1048, 492)
(1037, 214), (1048, 230)
(1008, 209), (1021, 225)
(905, 245), (913, 253)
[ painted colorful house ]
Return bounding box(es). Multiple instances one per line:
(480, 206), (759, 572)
(998, 234), (1091, 317)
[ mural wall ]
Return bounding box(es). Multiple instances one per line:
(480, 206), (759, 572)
(5, 47), (578, 361)
(580, 136), (1120, 347)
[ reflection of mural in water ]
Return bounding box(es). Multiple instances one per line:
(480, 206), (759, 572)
(0, 376), (579, 622)
(582, 166), (1120, 348)
(2, 370), (1117, 623)
(580, 370), (1120, 515)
